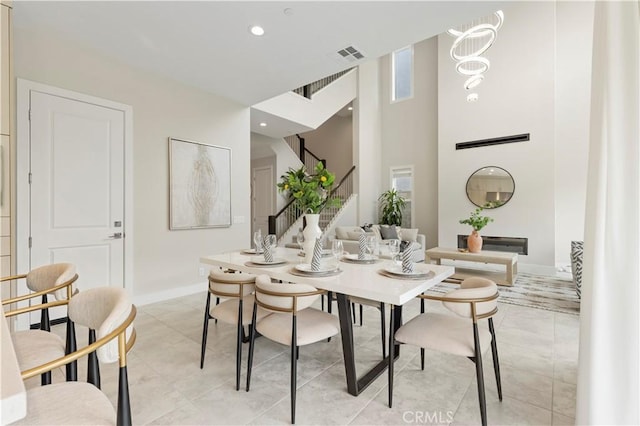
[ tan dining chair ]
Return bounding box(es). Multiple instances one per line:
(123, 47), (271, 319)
(387, 277), (502, 426)
(14, 286), (137, 426)
(246, 275), (340, 424)
(1, 263), (79, 385)
(200, 270), (271, 391)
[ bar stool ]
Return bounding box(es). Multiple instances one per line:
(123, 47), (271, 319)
(1, 263), (78, 385)
(200, 270), (270, 391)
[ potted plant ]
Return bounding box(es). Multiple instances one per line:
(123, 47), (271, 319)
(378, 189), (406, 226)
(277, 163), (340, 261)
(459, 207), (493, 253)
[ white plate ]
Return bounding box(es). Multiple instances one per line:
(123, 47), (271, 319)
(298, 250), (332, 257)
(242, 248), (263, 254)
(295, 263), (337, 273)
(383, 265), (430, 277)
(250, 257), (286, 265)
(344, 253), (377, 261)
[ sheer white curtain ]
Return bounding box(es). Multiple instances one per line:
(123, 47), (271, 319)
(576, 1), (639, 424)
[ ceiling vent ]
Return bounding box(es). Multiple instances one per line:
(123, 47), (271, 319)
(336, 45), (365, 62)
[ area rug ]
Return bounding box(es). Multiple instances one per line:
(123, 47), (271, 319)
(428, 272), (580, 315)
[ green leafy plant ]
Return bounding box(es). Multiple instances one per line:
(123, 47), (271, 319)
(378, 189), (406, 226)
(459, 207), (494, 232)
(277, 163), (341, 214)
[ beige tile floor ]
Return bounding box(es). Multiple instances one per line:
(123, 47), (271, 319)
(33, 292), (579, 425)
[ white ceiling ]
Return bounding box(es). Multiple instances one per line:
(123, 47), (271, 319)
(13, 1), (500, 107)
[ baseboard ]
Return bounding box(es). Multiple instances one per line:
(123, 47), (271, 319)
(133, 281), (207, 307)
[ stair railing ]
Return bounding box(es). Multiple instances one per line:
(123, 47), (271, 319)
(292, 68), (353, 99)
(284, 134), (325, 172)
(319, 165), (356, 229)
(269, 165), (356, 240)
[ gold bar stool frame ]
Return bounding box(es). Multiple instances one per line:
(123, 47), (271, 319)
(200, 270), (270, 391)
(1, 263), (79, 385)
(387, 277), (502, 426)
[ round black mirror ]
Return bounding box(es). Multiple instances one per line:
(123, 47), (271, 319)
(466, 166), (515, 209)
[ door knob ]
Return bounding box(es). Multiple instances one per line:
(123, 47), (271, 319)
(107, 232), (123, 239)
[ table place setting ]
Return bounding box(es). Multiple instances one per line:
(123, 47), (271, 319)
(241, 248), (263, 255)
(297, 249), (332, 257)
(240, 229), (269, 255)
(244, 234), (288, 267)
(245, 257), (288, 267)
(378, 265), (435, 280)
(340, 234), (383, 264)
(377, 242), (434, 280)
(290, 237), (343, 277)
(341, 253), (381, 264)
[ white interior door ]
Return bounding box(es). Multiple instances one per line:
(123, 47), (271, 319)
(26, 90), (125, 324)
(252, 166), (273, 236)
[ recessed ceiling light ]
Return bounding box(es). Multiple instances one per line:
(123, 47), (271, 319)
(347, 106), (353, 111)
(249, 25), (265, 36)
(259, 122), (267, 127)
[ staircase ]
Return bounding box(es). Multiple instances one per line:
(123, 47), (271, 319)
(251, 68), (356, 136)
(270, 166), (356, 243)
(255, 68), (358, 241)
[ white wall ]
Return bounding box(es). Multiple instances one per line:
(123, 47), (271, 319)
(13, 28), (251, 302)
(438, 2), (557, 267)
(252, 69), (356, 132)
(250, 133), (302, 212)
(249, 155), (276, 234)
(300, 113), (353, 180)
(554, 1), (594, 267)
(379, 37), (439, 249)
(354, 61), (382, 225)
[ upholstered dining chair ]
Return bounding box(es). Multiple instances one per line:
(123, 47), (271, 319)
(387, 277), (502, 426)
(200, 270), (270, 391)
(246, 275), (340, 424)
(1, 263), (79, 385)
(14, 286), (137, 426)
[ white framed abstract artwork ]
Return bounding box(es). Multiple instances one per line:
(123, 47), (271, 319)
(169, 138), (231, 229)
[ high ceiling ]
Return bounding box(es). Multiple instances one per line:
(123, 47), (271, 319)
(13, 1), (499, 107)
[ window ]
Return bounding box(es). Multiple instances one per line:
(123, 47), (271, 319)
(391, 46), (413, 102)
(390, 166), (414, 228)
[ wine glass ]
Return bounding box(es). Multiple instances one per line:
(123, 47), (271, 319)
(253, 230), (263, 253)
(296, 229), (305, 249)
(365, 236), (378, 258)
(388, 239), (400, 264)
(332, 239), (343, 267)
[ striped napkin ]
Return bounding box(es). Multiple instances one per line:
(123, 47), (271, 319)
(262, 237), (274, 263)
(402, 242), (416, 273)
(358, 234), (367, 260)
(311, 238), (324, 271)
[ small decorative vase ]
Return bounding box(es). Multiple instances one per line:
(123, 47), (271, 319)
(302, 213), (322, 264)
(468, 230), (483, 253)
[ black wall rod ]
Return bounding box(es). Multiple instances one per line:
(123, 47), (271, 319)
(455, 133), (530, 150)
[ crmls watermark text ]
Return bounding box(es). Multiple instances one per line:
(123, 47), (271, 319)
(402, 411), (454, 424)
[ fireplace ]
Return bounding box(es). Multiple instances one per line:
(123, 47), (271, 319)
(457, 235), (528, 255)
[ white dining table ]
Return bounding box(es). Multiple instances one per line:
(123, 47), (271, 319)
(200, 247), (454, 396)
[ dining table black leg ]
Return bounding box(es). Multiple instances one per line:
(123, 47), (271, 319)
(336, 293), (402, 397)
(336, 293), (357, 395)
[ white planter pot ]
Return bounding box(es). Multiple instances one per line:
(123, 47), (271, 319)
(302, 214), (322, 264)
